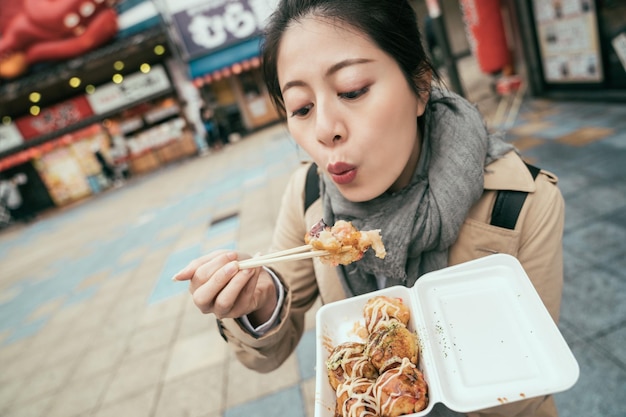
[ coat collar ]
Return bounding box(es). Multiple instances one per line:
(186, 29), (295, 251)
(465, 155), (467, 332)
(484, 151), (536, 193)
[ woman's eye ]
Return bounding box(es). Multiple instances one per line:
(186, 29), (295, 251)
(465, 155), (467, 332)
(290, 104), (313, 117)
(339, 87), (369, 100)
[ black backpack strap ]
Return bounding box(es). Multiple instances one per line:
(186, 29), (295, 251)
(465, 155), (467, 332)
(490, 162), (541, 230)
(304, 162), (320, 213)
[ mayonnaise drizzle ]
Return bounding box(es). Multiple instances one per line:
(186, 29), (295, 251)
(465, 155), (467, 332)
(365, 297), (403, 333)
(336, 377), (379, 417)
(374, 358), (425, 416)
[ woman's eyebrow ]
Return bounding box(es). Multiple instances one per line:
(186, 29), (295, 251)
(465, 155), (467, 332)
(325, 58), (373, 77)
(281, 58), (374, 94)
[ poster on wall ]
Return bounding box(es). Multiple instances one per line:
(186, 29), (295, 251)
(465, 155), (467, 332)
(532, 0), (603, 83)
(35, 148), (92, 206)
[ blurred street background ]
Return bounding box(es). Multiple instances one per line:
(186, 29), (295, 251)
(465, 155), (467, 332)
(1, 1), (625, 417)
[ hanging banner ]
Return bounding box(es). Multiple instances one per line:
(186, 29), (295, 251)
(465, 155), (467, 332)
(532, 0), (602, 83)
(86, 64), (172, 115)
(14, 96), (95, 141)
(166, 0), (278, 60)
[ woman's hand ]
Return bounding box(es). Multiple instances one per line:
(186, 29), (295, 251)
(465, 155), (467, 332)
(173, 250), (278, 324)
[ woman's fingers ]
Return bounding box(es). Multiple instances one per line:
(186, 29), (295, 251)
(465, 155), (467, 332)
(193, 263), (259, 317)
(171, 250), (234, 282)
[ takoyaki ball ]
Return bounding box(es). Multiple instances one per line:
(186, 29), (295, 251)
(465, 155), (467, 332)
(335, 377), (378, 417)
(326, 341), (378, 391)
(363, 295), (411, 333)
(366, 321), (418, 373)
(374, 357), (429, 417)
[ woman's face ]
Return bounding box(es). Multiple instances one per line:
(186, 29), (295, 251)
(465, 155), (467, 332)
(277, 17), (428, 202)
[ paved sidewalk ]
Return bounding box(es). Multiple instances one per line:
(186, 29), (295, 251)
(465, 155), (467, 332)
(1, 93), (625, 417)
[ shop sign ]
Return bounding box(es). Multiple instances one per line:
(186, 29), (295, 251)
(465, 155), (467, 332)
(0, 123), (24, 153)
(169, 0), (277, 59)
(532, 0), (603, 83)
(86, 65), (172, 115)
(15, 96), (95, 141)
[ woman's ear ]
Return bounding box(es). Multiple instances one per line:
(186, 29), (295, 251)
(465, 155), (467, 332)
(414, 69), (432, 117)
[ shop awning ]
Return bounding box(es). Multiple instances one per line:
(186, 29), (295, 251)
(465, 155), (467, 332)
(188, 37), (262, 79)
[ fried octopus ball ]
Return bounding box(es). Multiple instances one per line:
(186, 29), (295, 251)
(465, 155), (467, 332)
(363, 296), (411, 333)
(326, 342), (378, 391)
(374, 357), (429, 417)
(366, 321), (418, 373)
(335, 377), (378, 417)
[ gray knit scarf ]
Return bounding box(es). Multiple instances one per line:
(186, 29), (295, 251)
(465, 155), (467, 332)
(321, 88), (514, 296)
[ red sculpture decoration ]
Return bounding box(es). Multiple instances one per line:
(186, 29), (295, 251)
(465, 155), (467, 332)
(0, 0), (119, 79)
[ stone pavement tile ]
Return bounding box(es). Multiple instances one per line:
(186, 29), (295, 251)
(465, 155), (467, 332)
(564, 220), (626, 264)
(224, 353), (300, 408)
(38, 329), (91, 370)
(574, 143), (626, 181)
(296, 329), (316, 381)
(602, 131), (626, 149)
(560, 251), (626, 337)
(154, 365), (225, 417)
(0, 378), (25, 412)
(596, 324), (626, 366)
(165, 329), (228, 382)
(71, 339), (127, 382)
(173, 227), (210, 253)
(2, 393), (53, 417)
(304, 297), (321, 331)
(137, 293), (185, 329)
(564, 183), (626, 220)
(301, 377), (316, 417)
(25, 297), (65, 323)
(45, 372), (110, 417)
(100, 348), (169, 406)
(177, 297), (218, 340)
(11, 361), (75, 406)
(557, 127), (615, 146)
(117, 244), (151, 268)
(519, 107), (561, 121)
(554, 335), (626, 417)
(224, 385), (305, 417)
(0, 335), (30, 363)
(202, 233), (237, 253)
(509, 136), (545, 152)
(507, 121), (554, 137)
(85, 311), (137, 350)
(93, 389), (156, 417)
(0, 351), (50, 391)
(126, 318), (178, 359)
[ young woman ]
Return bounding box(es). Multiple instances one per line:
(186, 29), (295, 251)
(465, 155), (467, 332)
(174, 1), (565, 416)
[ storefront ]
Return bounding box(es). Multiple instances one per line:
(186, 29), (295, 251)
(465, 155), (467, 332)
(0, 62), (198, 212)
(513, 0), (626, 100)
(163, 0), (282, 146)
(0, 1), (199, 217)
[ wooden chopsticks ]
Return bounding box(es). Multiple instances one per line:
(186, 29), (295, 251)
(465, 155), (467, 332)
(237, 245), (351, 269)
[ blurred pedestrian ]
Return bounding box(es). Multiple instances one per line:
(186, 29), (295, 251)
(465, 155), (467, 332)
(0, 172), (34, 223)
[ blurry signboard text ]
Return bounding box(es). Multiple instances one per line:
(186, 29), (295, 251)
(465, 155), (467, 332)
(15, 96), (94, 141)
(86, 64), (172, 114)
(168, 0), (277, 59)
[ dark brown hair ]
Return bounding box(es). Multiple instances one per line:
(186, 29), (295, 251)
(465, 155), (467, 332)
(261, 0), (439, 115)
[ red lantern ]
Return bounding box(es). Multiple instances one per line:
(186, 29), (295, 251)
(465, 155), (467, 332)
(460, 0), (511, 75)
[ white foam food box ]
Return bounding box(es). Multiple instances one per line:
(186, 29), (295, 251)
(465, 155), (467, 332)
(315, 254), (579, 417)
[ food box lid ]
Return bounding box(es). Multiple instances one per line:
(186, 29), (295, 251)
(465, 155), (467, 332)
(315, 254), (579, 416)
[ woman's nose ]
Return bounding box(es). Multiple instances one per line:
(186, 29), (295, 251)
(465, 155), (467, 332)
(315, 101), (345, 146)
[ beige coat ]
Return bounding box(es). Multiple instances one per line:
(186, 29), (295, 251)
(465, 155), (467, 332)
(220, 150), (565, 417)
